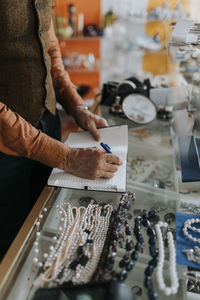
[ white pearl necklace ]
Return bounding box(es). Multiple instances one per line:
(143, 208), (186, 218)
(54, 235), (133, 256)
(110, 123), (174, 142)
(155, 221), (179, 296)
(34, 202), (113, 287)
(60, 204), (97, 284)
(32, 208), (48, 268)
(77, 205), (112, 284)
(60, 204), (113, 285)
(183, 218), (200, 244)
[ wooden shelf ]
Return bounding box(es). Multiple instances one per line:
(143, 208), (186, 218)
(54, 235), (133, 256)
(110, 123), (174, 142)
(58, 36), (101, 41)
(54, 0), (101, 93)
(67, 68), (100, 73)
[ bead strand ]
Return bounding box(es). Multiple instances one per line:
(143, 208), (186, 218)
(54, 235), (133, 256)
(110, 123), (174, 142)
(155, 221), (179, 296)
(78, 205), (113, 284)
(101, 192), (135, 281)
(183, 218), (200, 243)
(32, 207), (49, 268)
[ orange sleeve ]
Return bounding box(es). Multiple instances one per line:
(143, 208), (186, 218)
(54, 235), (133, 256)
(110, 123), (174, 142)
(0, 102), (68, 168)
(48, 18), (84, 114)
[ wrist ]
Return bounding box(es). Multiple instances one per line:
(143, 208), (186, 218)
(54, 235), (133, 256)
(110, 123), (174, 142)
(71, 104), (89, 116)
(57, 146), (72, 171)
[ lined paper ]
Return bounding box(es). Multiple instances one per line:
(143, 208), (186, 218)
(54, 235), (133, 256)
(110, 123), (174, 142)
(48, 125), (128, 192)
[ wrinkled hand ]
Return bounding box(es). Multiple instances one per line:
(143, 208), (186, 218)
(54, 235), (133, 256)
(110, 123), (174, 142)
(72, 106), (108, 141)
(59, 147), (123, 180)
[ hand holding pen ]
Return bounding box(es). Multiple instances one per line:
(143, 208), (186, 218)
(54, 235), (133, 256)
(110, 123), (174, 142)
(60, 143), (122, 180)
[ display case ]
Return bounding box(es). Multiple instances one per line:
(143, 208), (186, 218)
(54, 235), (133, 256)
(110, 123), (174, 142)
(0, 116), (188, 300)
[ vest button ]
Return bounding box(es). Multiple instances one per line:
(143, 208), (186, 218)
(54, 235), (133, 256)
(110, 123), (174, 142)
(35, 3), (39, 9)
(39, 31), (42, 37)
(45, 80), (48, 85)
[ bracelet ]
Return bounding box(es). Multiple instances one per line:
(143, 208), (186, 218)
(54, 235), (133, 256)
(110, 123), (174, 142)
(183, 218), (200, 243)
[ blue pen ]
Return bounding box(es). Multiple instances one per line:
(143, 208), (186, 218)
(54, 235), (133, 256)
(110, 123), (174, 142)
(100, 142), (112, 154)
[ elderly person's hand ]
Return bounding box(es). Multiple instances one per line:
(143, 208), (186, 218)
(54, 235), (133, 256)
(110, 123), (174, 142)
(58, 147), (123, 179)
(72, 105), (108, 141)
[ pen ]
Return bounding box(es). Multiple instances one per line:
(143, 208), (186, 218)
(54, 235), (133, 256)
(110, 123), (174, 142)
(100, 142), (112, 154)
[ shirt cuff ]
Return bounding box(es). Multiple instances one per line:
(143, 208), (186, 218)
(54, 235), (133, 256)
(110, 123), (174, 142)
(30, 132), (68, 169)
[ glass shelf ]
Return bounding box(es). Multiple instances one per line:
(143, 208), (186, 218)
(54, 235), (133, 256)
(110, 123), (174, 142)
(0, 117), (186, 300)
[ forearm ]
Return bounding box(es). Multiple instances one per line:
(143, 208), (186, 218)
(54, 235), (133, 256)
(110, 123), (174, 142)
(48, 19), (84, 114)
(0, 102), (69, 168)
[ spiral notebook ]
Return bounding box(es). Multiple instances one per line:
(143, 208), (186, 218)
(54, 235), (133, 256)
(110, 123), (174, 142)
(48, 125), (128, 192)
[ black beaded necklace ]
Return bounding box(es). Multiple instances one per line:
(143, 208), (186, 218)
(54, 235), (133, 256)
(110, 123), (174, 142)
(95, 193), (160, 300)
(102, 192), (135, 280)
(106, 208), (160, 299)
(117, 209), (159, 300)
(142, 210), (159, 300)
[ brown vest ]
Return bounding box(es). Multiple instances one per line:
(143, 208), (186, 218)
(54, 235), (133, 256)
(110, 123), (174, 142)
(0, 0), (56, 125)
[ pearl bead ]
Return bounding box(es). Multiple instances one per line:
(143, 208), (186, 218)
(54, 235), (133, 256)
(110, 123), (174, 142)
(34, 241), (38, 246)
(36, 222), (40, 227)
(59, 226), (63, 231)
(34, 248), (39, 254)
(165, 287), (171, 296)
(43, 253), (48, 258)
(33, 257), (38, 263)
(36, 232), (40, 237)
(43, 208), (47, 212)
(49, 246), (54, 251)
(38, 262), (43, 267)
(39, 214), (43, 219)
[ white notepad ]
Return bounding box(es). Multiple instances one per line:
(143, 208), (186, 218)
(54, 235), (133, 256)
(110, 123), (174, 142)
(48, 125), (128, 192)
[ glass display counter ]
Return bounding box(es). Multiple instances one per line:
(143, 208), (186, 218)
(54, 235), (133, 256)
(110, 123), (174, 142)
(0, 114), (190, 300)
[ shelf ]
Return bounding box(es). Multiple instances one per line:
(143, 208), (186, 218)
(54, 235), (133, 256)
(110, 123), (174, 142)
(58, 36), (101, 41)
(66, 67), (100, 73)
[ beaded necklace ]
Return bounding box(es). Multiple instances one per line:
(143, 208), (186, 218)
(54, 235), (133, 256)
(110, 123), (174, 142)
(155, 221), (179, 296)
(34, 202), (113, 287)
(97, 204), (160, 300)
(100, 192), (135, 281)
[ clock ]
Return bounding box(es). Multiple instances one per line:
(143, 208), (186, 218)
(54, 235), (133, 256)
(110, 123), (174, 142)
(122, 94), (157, 124)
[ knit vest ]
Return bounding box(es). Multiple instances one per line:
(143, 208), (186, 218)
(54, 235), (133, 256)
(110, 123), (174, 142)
(0, 0), (56, 125)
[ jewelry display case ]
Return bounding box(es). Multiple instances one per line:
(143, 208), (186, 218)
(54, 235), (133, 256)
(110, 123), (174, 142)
(0, 116), (189, 300)
(0, 183), (183, 300)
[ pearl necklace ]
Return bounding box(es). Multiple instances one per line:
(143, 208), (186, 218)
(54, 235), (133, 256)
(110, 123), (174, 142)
(78, 205), (113, 284)
(183, 218), (200, 244)
(34, 203), (79, 286)
(155, 221), (179, 296)
(60, 203), (100, 284)
(34, 202), (113, 287)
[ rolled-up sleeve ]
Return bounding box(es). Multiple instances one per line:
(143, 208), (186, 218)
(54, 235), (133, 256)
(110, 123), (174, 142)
(0, 102), (68, 168)
(48, 18), (84, 114)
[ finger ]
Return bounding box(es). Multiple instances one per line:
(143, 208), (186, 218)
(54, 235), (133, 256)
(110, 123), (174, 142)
(99, 171), (115, 179)
(105, 154), (123, 165)
(104, 163), (119, 173)
(96, 117), (108, 128)
(87, 121), (101, 141)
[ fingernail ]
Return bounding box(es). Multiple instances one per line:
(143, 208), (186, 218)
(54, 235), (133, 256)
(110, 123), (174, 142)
(95, 135), (100, 141)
